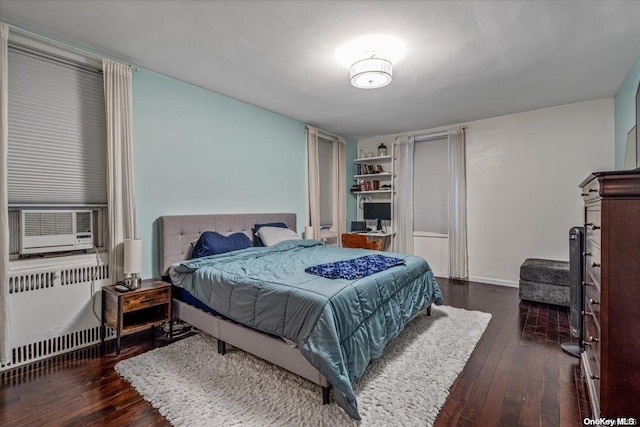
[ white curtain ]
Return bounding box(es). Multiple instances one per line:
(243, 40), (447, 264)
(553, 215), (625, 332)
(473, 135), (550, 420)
(306, 126), (320, 239)
(0, 23), (11, 365)
(393, 136), (414, 254)
(337, 137), (347, 243)
(448, 127), (468, 279)
(104, 59), (137, 283)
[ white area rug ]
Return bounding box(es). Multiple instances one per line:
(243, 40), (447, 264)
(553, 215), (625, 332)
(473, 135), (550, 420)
(115, 305), (491, 426)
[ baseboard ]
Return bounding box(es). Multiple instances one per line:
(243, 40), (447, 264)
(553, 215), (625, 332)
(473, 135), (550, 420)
(467, 276), (519, 288)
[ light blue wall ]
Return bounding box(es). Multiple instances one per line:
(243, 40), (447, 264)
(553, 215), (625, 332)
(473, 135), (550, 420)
(614, 52), (640, 169)
(132, 68), (356, 278)
(133, 69), (307, 278)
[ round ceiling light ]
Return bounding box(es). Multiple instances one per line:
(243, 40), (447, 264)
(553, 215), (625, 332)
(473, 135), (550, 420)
(350, 57), (393, 89)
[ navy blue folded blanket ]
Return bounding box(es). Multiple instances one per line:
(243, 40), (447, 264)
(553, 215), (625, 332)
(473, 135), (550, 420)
(305, 254), (405, 280)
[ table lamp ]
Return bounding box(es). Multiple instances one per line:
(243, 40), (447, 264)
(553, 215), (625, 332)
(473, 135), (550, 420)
(123, 238), (142, 289)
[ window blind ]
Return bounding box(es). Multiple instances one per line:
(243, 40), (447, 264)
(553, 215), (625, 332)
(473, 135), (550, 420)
(413, 137), (449, 234)
(318, 138), (334, 228)
(7, 46), (107, 205)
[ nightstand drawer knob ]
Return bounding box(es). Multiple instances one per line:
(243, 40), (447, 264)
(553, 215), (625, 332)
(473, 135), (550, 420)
(588, 336), (599, 343)
(589, 298), (599, 305)
(591, 262), (600, 268)
(591, 374), (599, 380)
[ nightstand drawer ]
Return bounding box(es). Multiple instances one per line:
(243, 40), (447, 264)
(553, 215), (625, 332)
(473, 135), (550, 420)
(123, 287), (170, 311)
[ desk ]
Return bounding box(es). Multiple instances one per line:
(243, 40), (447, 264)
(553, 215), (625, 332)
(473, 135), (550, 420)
(350, 232), (395, 251)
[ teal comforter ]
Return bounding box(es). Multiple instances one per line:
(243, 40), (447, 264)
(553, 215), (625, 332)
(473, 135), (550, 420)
(170, 239), (443, 419)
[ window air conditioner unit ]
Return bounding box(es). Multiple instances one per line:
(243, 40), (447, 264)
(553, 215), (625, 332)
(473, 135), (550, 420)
(19, 209), (94, 255)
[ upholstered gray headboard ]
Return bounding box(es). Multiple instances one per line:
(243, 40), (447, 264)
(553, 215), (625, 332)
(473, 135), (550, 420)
(159, 213), (297, 276)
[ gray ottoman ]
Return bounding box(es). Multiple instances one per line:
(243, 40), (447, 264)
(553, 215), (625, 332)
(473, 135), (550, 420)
(519, 258), (570, 307)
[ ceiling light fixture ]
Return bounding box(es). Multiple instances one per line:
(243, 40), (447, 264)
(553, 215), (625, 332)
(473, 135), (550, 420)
(350, 55), (393, 89)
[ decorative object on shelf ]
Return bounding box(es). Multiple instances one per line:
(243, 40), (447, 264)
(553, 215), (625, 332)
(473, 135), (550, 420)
(123, 238), (142, 289)
(367, 151), (374, 158)
(359, 150), (365, 159)
(377, 143), (388, 157)
(373, 180), (380, 190)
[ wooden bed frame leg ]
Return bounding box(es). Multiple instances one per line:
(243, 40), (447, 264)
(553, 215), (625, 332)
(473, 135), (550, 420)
(218, 340), (227, 355)
(322, 385), (331, 404)
(427, 304), (432, 316)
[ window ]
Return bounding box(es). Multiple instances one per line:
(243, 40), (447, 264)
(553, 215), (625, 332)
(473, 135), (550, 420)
(6, 38), (107, 255)
(413, 136), (449, 234)
(318, 137), (336, 230)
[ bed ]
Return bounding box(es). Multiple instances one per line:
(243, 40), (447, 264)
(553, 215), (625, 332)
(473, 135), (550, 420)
(160, 213), (443, 419)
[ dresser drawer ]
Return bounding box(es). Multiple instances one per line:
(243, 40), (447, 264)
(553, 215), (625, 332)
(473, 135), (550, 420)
(584, 282), (601, 329)
(585, 207), (601, 246)
(584, 310), (601, 359)
(584, 240), (601, 291)
(582, 346), (601, 418)
(583, 340), (600, 384)
(581, 177), (601, 203)
(123, 287), (170, 312)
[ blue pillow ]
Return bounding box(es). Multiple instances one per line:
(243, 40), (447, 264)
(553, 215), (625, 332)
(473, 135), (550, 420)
(253, 222), (288, 246)
(191, 231), (252, 259)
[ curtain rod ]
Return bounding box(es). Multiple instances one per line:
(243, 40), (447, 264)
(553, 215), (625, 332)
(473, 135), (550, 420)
(8, 23), (139, 71)
(414, 125), (466, 142)
(305, 125), (344, 142)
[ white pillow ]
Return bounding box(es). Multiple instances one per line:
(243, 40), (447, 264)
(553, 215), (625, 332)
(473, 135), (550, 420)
(257, 226), (301, 246)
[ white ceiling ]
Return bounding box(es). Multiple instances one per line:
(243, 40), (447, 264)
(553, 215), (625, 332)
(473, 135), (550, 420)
(2, 0), (640, 140)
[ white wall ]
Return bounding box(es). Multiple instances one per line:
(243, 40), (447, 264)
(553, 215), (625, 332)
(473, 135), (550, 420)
(466, 99), (613, 285)
(358, 98), (615, 286)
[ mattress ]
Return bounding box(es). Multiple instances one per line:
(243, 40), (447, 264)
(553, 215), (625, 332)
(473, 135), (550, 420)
(170, 239), (443, 419)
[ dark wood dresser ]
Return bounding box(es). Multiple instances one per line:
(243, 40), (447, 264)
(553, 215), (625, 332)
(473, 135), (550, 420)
(579, 169), (640, 419)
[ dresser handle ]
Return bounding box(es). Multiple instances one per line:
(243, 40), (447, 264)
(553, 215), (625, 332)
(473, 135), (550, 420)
(589, 188), (598, 193)
(581, 193), (589, 197)
(583, 252), (592, 257)
(589, 298), (599, 305)
(583, 281), (594, 287)
(591, 262), (600, 268)
(585, 223), (601, 230)
(591, 374), (600, 380)
(588, 336), (599, 342)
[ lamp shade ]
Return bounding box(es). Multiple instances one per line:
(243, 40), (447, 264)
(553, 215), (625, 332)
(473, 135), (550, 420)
(304, 226), (315, 240)
(350, 58), (393, 89)
(123, 239), (142, 275)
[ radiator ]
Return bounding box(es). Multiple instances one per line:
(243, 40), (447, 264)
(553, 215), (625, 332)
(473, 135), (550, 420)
(1, 252), (114, 371)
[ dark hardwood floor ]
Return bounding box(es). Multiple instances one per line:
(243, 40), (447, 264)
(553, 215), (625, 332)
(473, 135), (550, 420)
(0, 278), (589, 426)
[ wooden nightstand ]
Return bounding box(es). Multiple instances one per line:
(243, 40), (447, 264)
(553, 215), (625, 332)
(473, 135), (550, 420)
(101, 279), (172, 355)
